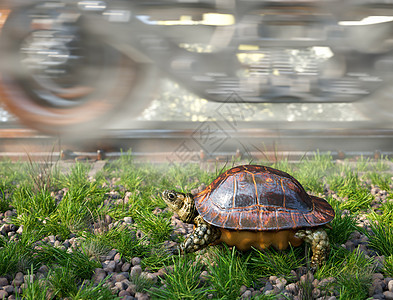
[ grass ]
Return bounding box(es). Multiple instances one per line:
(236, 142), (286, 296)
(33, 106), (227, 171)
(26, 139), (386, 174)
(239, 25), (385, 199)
(0, 151), (391, 299)
(382, 255), (393, 277)
(337, 249), (375, 299)
(15, 266), (50, 300)
(248, 245), (305, 279)
(150, 255), (206, 299)
(0, 235), (36, 276)
(327, 167), (373, 211)
(206, 246), (251, 299)
(364, 213), (393, 257)
(316, 247), (375, 299)
(363, 172), (392, 192)
(326, 200), (359, 246)
(15, 265), (115, 300)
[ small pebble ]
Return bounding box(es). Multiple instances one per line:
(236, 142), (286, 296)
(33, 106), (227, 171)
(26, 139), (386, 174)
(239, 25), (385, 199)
(373, 293), (385, 300)
(104, 260), (116, 273)
(124, 217), (133, 224)
(369, 281), (383, 297)
(93, 268), (107, 284)
(130, 265), (142, 278)
(23, 274), (35, 284)
(121, 262), (132, 272)
(263, 281), (273, 293)
(286, 283), (298, 295)
(114, 253), (123, 263)
(241, 290), (252, 299)
(106, 249), (118, 261)
(300, 271), (314, 284)
(126, 284), (137, 296)
(239, 285), (247, 294)
(134, 292), (149, 300)
(312, 288), (321, 298)
(131, 257), (141, 266)
(0, 277), (8, 286)
(388, 280), (393, 292)
(115, 281), (128, 291)
(116, 274), (127, 282)
(384, 291), (393, 300)
(0, 290), (8, 299)
(251, 290), (261, 297)
(276, 277), (287, 291)
(3, 285), (14, 294)
(269, 275), (277, 282)
(373, 273), (384, 281)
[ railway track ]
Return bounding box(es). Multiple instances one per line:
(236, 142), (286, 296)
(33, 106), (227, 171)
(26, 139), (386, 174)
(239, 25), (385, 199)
(0, 121), (393, 162)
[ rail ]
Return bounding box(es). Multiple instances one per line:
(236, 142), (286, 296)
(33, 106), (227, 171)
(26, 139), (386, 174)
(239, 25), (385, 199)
(0, 121), (393, 162)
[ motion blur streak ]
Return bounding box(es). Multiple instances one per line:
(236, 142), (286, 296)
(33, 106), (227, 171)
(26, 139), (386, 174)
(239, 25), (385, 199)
(0, 10), (10, 32)
(1, 1), (393, 141)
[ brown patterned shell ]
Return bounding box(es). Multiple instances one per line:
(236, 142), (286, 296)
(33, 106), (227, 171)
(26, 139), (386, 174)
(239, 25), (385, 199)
(194, 165), (335, 231)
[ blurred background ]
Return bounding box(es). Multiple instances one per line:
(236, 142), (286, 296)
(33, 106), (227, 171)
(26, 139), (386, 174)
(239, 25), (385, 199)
(1, 0), (393, 160)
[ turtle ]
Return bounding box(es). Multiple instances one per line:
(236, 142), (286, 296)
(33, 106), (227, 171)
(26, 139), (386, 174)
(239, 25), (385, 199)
(162, 165), (335, 267)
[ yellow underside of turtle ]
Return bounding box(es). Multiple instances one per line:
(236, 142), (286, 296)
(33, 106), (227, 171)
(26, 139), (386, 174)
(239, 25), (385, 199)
(217, 228), (303, 251)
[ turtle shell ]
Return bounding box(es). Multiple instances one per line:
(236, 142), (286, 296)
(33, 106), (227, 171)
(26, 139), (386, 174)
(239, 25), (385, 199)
(194, 165), (335, 230)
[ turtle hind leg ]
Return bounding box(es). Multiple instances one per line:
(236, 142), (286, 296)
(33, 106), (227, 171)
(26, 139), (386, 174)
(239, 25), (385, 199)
(179, 222), (221, 254)
(295, 228), (330, 268)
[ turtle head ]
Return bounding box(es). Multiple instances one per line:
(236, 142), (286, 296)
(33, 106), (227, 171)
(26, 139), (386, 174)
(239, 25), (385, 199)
(162, 190), (186, 212)
(162, 190), (197, 223)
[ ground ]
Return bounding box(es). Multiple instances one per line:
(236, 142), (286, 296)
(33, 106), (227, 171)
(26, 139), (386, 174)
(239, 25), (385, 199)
(0, 153), (392, 299)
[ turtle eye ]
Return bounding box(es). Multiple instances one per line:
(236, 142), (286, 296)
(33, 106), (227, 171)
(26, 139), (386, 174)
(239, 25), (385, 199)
(168, 192), (176, 200)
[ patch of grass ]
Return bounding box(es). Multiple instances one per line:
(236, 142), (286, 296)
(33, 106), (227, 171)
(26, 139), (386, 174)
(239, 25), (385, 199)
(0, 159), (30, 188)
(36, 245), (100, 280)
(364, 172), (392, 192)
(326, 200), (358, 246)
(150, 255), (206, 299)
(0, 236), (36, 276)
(130, 273), (156, 294)
(0, 185), (10, 213)
(207, 246), (252, 299)
(47, 264), (79, 298)
(12, 180), (106, 238)
(327, 169), (373, 211)
(13, 187), (56, 218)
(382, 255), (393, 277)
(248, 245), (305, 279)
(56, 189), (94, 233)
(316, 247), (374, 299)
(270, 159), (293, 175)
(26, 152), (60, 192)
(71, 276), (116, 300)
(133, 210), (172, 243)
(337, 249), (375, 299)
(140, 245), (177, 272)
(62, 162), (92, 188)
(355, 155), (373, 172)
(376, 199), (393, 225)
(79, 238), (111, 261)
(15, 266), (51, 300)
(364, 214), (393, 257)
(90, 226), (149, 261)
(375, 155), (391, 171)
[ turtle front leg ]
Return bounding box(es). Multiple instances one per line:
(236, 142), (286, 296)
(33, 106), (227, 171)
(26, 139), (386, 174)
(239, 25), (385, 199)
(295, 228), (330, 268)
(179, 216), (221, 254)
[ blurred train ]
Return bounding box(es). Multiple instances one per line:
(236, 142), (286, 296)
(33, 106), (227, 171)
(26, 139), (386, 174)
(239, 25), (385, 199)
(1, 0), (393, 135)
